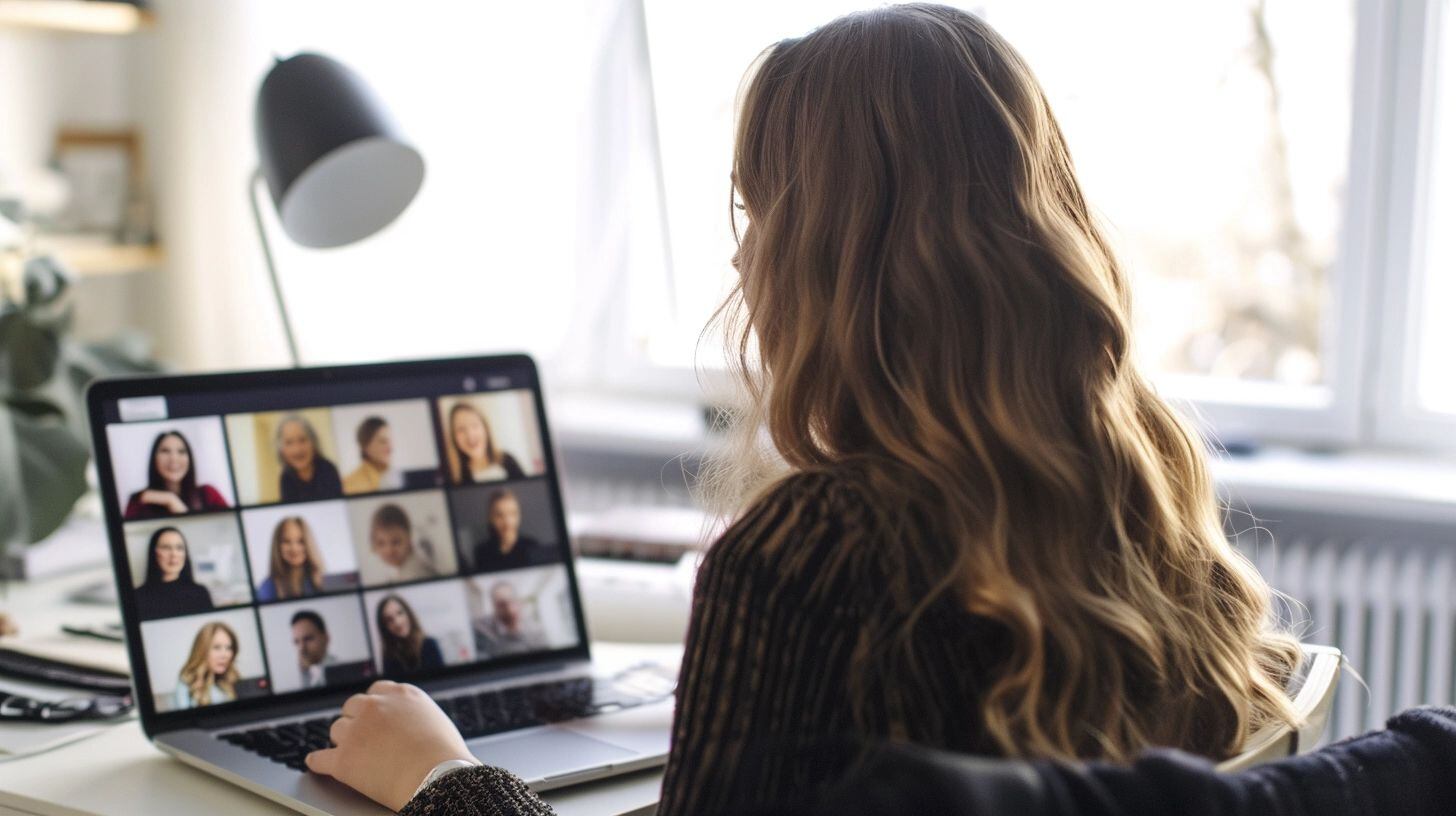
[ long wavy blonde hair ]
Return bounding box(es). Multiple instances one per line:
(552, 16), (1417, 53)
(708, 3), (1300, 762)
(179, 621), (240, 706)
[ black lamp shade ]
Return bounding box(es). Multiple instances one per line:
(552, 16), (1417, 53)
(255, 53), (425, 248)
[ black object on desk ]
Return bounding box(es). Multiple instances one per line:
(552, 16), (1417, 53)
(60, 622), (126, 643)
(0, 690), (133, 723)
(0, 647), (132, 695)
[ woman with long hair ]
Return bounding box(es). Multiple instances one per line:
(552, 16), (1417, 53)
(172, 621), (240, 709)
(257, 516), (327, 601)
(306, 7), (1300, 813)
(276, 415), (344, 502)
(446, 403), (525, 484)
(375, 595), (444, 676)
(123, 430), (230, 519)
(134, 526), (215, 620)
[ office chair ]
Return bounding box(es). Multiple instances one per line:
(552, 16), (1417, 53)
(1216, 643), (1343, 772)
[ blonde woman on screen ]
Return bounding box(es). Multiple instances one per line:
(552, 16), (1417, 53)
(307, 6), (1300, 813)
(258, 516), (327, 601)
(172, 621), (240, 709)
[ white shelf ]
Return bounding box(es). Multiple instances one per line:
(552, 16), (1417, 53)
(0, 1), (152, 35)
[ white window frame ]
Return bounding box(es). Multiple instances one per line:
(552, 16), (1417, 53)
(585, 0), (1456, 455)
(1371, 0), (1456, 451)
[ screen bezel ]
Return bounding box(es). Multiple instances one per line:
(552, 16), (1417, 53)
(86, 353), (593, 738)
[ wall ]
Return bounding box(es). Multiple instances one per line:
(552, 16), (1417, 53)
(0, 27), (152, 345)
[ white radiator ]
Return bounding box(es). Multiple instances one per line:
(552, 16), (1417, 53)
(561, 449), (1456, 745)
(1237, 527), (1456, 742)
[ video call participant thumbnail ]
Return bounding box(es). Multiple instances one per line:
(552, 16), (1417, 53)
(471, 487), (557, 573)
(445, 402), (526, 485)
(352, 490), (458, 588)
(258, 516), (329, 601)
(465, 567), (578, 660)
(124, 430), (231, 520)
(374, 594), (444, 675)
(290, 610), (373, 690)
(365, 503), (438, 584)
(134, 526), (214, 620)
(472, 580), (547, 659)
(332, 400), (442, 496)
(277, 414), (343, 502)
(342, 416), (401, 495)
(171, 621), (267, 709)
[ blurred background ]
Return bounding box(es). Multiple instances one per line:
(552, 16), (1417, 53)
(2, 0), (1455, 745)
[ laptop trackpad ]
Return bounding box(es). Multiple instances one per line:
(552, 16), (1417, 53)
(468, 728), (637, 782)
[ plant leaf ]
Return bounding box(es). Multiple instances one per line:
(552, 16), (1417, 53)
(3, 400), (89, 543)
(22, 255), (72, 307)
(4, 312), (62, 391)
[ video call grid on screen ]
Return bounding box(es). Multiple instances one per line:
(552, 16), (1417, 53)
(93, 362), (587, 721)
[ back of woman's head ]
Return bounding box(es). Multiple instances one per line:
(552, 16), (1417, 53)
(719, 3), (1299, 761)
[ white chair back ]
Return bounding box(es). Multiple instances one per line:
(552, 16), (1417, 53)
(1216, 643), (1342, 772)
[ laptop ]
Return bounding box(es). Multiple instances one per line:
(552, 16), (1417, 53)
(87, 354), (674, 815)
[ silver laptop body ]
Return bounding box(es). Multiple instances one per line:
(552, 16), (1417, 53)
(87, 355), (673, 815)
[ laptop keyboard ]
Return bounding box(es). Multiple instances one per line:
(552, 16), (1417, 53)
(219, 675), (663, 772)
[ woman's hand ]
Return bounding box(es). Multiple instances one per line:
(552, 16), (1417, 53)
(140, 489), (187, 514)
(306, 680), (476, 812)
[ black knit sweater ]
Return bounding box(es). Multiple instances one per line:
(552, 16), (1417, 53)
(405, 469), (1001, 814)
(397, 470), (1456, 816)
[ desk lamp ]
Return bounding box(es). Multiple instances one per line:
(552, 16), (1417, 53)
(251, 52), (425, 366)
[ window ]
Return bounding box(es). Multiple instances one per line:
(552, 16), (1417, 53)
(1370, 0), (1456, 449)
(1416, 1), (1456, 416)
(630, 2), (1362, 424)
(618, 0), (1456, 451)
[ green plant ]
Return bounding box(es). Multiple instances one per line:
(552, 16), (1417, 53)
(0, 253), (157, 546)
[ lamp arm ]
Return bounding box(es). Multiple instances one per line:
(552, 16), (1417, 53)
(249, 168), (302, 368)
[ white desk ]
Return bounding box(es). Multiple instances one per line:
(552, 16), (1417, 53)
(0, 568), (677, 816)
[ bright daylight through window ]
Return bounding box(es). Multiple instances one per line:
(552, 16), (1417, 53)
(638, 0), (1354, 403)
(1418, 0), (1456, 415)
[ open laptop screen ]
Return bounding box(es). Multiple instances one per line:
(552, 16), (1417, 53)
(88, 355), (588, 728)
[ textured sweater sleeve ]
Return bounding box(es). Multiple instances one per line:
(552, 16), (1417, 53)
(656, 471), (883, 816)
(398, 764), (556, 816)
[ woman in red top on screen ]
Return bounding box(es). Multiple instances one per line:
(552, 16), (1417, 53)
(123, 431), (230, 520)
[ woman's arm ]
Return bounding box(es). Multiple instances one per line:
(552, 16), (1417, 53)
(306, 680), (554, 815)
(656, 471), (884, 816)
(308, 470), (877, 816)
(199, 484), (230, 510)
(749, 707), (1456, 816)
